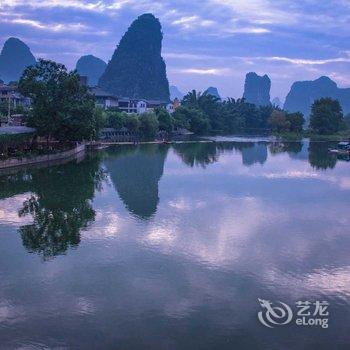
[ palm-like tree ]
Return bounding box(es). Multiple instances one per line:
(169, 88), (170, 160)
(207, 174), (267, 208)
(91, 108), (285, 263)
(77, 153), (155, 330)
(182, 89), (220, 112)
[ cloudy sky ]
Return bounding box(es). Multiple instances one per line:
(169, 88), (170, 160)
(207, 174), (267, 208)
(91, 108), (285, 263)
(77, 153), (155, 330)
(1, 0), (350, 100)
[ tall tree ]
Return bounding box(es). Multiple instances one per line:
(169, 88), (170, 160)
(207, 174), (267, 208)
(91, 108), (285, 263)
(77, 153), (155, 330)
(309, 98), (344, 134)
(18, 59), (101, 141)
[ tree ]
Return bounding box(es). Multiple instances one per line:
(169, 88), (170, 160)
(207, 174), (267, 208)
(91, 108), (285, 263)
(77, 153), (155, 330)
(172, 106), (210, 134)
(309, 98), (343, 134)
(155, 107), (173, 133)
(139, 112), (159, 139)
(125, 114), (140, 132)
(18, 59), (100, 141)
(286, 112), (305, 132)
(268, 110), (291, 132)
(107, 110), (127, 129)
(182, 90), (220, 129)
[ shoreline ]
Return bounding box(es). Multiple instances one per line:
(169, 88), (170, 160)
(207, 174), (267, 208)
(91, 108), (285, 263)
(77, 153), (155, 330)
(0, 143), (86, 171)
(0, 136), (347, 171)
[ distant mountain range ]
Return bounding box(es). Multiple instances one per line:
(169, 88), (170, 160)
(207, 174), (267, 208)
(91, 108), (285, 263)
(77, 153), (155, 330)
(284, 76), (350, 119)
(0, 37), (36, 83)
(1, 30), (350, 117)
(75, 55), (107, 86)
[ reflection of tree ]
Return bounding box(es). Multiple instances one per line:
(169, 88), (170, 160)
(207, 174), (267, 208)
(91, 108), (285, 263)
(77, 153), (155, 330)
(19, 195), (95, 258)
(173, 142), (219, 168)
(241, 142), (267, 166)
(308, 141), (337, 170)
(282, 141), (303, 154)
(105, 145), (168, 220)
(0, 170), (33, 200)
(16, 155), (105, 260)
(174, 141), (268, 167)
(269, 141), (303, 157)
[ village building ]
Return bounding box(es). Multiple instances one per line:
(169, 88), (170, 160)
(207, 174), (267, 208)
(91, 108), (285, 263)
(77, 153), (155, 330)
(0, 83), (31, 126)
(0, 83), (31, 110)
(89, 87), (177, 114)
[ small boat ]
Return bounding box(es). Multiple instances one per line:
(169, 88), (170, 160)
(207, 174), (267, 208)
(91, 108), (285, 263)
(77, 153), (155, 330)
(329, 141), (350, 154)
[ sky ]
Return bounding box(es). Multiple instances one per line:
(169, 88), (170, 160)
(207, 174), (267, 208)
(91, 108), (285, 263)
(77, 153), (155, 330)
(1, 0), (350, 101)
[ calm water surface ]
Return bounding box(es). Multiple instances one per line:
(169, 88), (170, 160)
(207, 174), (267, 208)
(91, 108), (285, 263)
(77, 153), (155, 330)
(0, 138), (349, 349)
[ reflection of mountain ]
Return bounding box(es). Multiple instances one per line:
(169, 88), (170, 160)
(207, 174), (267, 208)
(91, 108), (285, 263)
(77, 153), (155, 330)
(0, 155), (104, 260)
(104, 145), (168, 219)
(241, 143), (267, 166)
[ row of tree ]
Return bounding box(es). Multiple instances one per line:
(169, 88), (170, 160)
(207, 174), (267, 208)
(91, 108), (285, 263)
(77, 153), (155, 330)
(176, 90), (306, 134)
(105, 91), (349, 137)
(17, 59), (350, 141)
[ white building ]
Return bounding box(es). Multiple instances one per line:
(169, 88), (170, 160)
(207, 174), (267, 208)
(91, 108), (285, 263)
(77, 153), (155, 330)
(89, 87), (176, 114)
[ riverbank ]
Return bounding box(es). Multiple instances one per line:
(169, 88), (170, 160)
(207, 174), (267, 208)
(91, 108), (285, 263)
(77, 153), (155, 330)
(271, 130), (350, 141)
(0, 143), (85, 170)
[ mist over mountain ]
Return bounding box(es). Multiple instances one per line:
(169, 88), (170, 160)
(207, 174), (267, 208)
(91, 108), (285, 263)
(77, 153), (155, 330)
(284, 76), (350, 119)
(76, 55), (107, 86)
(99, 13), (170, 101)
(205, 86), (221, 99)
(170, 85), (184, 100)
(0, 37), (36, 83)
(243, 72), (271, 106)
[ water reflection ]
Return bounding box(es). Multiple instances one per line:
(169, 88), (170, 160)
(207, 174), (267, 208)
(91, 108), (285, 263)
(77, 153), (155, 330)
(172, 140), (342, 170)
(241, 143), (267, 165)
(173, 141), (268, 167)
(172, 142), (219, 167)
(0, 139), (346, 260)
(0, 155), (105, 260)
(308, 141), (337, 170)
(269, 140), (303, 155)
(104, 145), (168, 219)
(0, 139), (349, 349)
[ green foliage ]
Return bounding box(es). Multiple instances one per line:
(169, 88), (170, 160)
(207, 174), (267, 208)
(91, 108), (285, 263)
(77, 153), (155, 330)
(172, 106), (210, 134)
(182, 90), (220, 129)
(18, 58), (100, 141)
(268, 110), (291, 132)
(107, 110), (127, 129)
(154, 107), (173, 133)
(309, 98), (344, 135)
(139, 112), (159, 139)
(125, 114), (140, 132)
(286, 112), (305, 132)
(181, 91), (280, 134)
(0, 132), (35, 158)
